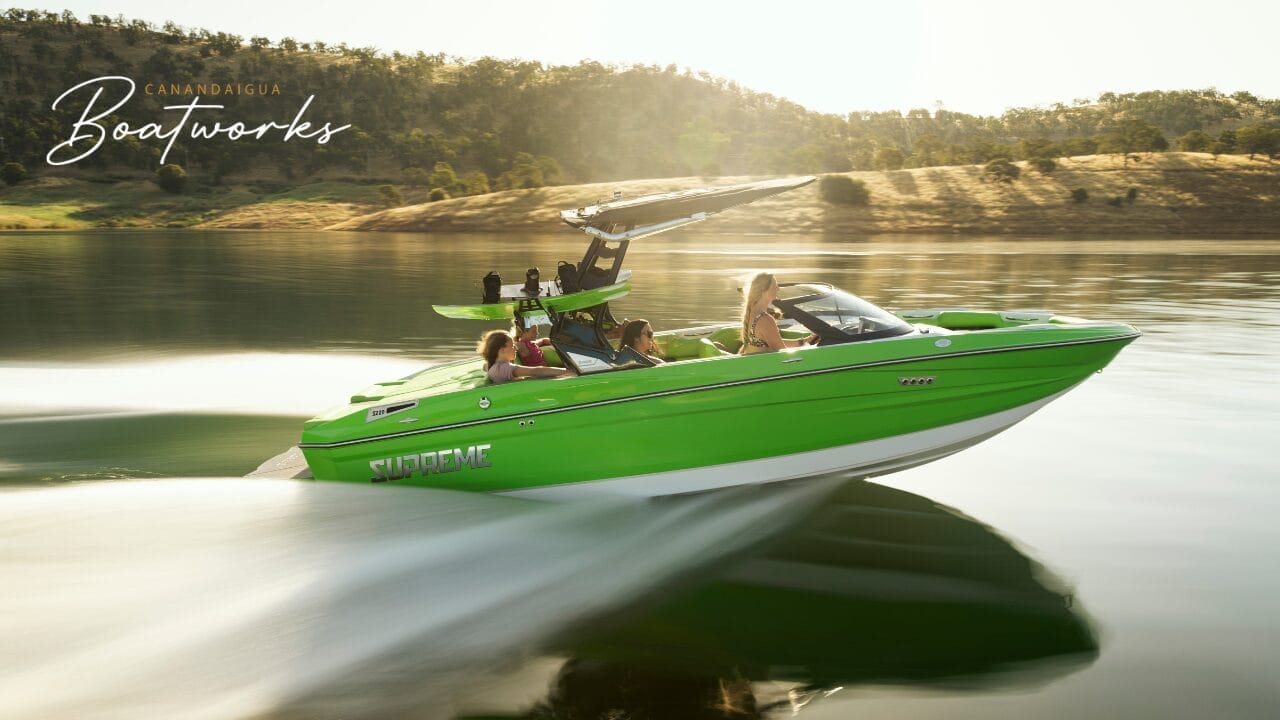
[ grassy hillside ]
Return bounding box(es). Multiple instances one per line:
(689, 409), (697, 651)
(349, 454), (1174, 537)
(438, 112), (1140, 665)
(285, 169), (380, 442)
(5, 152), (1274, 235)
(0, 178), (401, 229)
(325, 153), (1280, 237)
(2, 9), (1278, 191)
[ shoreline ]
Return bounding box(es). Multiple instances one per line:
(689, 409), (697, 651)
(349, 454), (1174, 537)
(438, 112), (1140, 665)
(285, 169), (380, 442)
(9, 227), (1277, 239)
(2, 153), (1277, 237)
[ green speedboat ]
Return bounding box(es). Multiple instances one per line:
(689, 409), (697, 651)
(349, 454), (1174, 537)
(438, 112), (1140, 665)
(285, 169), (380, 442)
(298, 177), (1139, 499)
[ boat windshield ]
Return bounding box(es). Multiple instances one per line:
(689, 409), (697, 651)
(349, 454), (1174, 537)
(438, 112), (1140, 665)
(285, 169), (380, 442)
(775, 284), (914, 343)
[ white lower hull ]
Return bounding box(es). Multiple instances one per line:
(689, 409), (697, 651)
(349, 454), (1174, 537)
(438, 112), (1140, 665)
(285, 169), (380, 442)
(500, 386), (1076, 501)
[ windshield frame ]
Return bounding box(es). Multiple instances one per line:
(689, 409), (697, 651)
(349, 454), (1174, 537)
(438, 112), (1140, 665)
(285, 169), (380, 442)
(773, 283), (915, 344)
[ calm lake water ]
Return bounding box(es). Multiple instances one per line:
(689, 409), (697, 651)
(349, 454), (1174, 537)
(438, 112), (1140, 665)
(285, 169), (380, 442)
(0, 230), (1277, 718)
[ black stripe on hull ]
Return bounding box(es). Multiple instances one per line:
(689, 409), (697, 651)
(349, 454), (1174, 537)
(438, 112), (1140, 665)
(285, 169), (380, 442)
(299, 333), (1138, 450)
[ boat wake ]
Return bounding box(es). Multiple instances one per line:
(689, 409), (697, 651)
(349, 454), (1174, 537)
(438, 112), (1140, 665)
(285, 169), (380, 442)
(0, 476), (835, 720)
(0, 352), (425, 417)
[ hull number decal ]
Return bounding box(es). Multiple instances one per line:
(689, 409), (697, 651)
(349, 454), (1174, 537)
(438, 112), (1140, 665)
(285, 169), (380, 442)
(366, 400), (419, 423)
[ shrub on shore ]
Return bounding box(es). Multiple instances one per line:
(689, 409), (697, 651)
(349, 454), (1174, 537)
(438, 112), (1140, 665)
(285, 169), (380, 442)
(156, 163), (186, 193)
(1071, 188), (1089, 203)
(819, 175), (870, 206)
(1, 161), (27, 185)
(984, 158), (1020, 184)
(1029, 157), (1057, 173)
(378, 184), (402, 207)
(428, 188), (449, 202)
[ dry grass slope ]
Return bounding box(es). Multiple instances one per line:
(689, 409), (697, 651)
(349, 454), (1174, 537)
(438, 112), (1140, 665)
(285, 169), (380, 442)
(326, 153), (1280, 237)
(4, 153), (1275, 234)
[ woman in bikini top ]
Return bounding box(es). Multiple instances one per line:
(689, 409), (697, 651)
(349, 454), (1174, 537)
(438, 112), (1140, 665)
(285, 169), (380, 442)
(740, 272), (819, 355)
(744, 311), (772, 350)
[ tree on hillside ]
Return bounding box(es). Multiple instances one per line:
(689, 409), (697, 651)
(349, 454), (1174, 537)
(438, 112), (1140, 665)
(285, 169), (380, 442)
(902, 133), (942, 167)
(1059, 137), (1100, 157)
(1176, 129), (1213, 152)
(463, 171), (490, 195)
(1017, 137), (1059, 160)
(676, 116), (730, 175)
(497, 152), (559, 190)
(428, 161), (464, 195)
(536, 156), (563, 186)
(873, 147), (904, 170)
(1216, 129), (1238, 153)
(1098, 119), (1168, 165)
(1236, 125), (1280, 160)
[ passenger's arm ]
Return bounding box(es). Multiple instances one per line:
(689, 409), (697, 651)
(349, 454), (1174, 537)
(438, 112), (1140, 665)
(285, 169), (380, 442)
(513, 365), (572, 379)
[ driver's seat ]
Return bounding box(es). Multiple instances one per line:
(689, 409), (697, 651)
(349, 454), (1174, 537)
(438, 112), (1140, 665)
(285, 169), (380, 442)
(697, 338), (732, 358)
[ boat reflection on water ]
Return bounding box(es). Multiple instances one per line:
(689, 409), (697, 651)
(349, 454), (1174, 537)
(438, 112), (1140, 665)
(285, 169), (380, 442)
(0, 475), (1095, 719)
(466, 479), (1097, 719)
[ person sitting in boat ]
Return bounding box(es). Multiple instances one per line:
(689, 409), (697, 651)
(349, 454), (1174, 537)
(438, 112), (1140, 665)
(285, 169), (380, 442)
(619, 319), (667, 364)
(740, 272), (819, 354)
(479, 330), (571, 384)
(512, 315), (551, 367)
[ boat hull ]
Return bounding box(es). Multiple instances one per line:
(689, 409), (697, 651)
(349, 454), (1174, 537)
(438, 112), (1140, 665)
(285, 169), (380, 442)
(299, 324), (1138, 497)
(502, 384), (1074, 500)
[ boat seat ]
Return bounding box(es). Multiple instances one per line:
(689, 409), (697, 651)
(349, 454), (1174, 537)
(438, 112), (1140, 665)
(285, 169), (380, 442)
(697, 337), (731, 358)
(557, 321), (599, 346)
(551, 340), (655, 375)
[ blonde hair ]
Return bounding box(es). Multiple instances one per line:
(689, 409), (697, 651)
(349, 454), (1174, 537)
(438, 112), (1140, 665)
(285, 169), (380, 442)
(477, 330), (513, 370)
(741, 272), (777, 344)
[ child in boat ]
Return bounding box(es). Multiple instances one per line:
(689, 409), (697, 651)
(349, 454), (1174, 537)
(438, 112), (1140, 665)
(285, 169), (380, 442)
(479, 330), (570, 384)
(512, 316), (551, 367)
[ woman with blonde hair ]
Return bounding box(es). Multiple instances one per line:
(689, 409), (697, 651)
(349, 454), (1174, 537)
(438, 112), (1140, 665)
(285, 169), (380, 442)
(740, 272), (818, 354)
(478, 330), (571, 384)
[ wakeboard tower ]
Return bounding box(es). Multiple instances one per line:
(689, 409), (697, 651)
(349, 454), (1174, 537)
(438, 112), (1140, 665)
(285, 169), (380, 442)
(432, 176), (817, 375)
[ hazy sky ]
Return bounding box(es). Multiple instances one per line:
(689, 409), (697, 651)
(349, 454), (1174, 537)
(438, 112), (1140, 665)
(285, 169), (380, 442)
(46, 0), (1280, 116)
